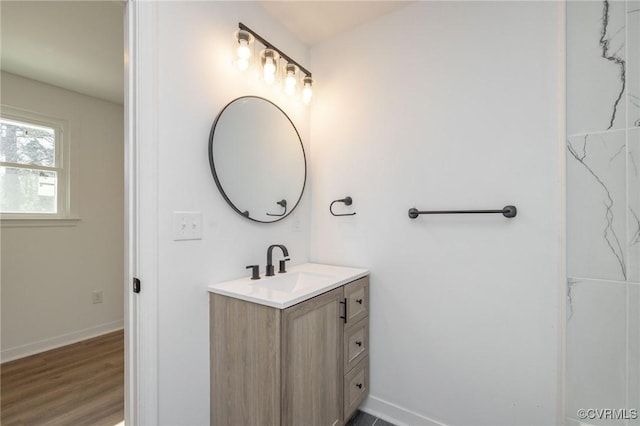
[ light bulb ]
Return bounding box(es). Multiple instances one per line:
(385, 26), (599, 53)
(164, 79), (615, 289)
(283, 63), (299, 96)
(264, 58), (276, 83)
(237, 39), (251, 60)
(302, 77), (313, 104)
(264, 58), (276, 76)
(260, 49), (279, 85)
(285, 72), (296, 95)
(302, 86), (312, 104)
(233, 30), (253, 72)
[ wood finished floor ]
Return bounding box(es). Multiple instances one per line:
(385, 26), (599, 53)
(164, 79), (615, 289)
(1, 330), (124, 426)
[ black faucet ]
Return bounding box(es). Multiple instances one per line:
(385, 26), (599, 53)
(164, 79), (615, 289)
(266, 244), (289, 276)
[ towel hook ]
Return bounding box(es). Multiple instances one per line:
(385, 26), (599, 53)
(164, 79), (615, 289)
(330, 196), (356, 216)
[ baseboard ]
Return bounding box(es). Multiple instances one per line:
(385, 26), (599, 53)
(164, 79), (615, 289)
(1, 320), (124, 363)
(360, 395), (447, 426)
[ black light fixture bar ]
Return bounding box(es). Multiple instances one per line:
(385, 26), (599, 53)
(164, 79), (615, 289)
(239, 22), (312, 78)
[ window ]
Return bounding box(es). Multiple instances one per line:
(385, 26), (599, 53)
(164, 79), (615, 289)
(0, 107), (71, 220)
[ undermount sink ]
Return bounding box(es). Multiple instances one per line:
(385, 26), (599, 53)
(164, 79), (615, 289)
(208, 263), (369, 309)
(251, 271), (336, 293)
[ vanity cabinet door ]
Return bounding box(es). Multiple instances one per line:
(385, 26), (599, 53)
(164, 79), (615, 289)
(282, 287), (344, 426)
(210, 294), (281, 426)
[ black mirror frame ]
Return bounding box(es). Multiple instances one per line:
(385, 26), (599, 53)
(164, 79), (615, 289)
(208, 96), (307, 223)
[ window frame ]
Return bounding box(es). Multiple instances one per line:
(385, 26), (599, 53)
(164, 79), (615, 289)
(0, 106), (77, 225)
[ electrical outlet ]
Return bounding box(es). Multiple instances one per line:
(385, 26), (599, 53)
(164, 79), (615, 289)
(92, 290), (103, 304)
(173, 211), (203, 240)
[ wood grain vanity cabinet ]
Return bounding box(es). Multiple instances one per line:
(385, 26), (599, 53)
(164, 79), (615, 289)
(210, 275), (369, 426)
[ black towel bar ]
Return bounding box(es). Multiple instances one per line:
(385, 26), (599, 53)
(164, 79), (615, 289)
(408, 205), (517, 219)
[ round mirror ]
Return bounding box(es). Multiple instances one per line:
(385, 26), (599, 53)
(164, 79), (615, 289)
(208, 96), (306, 223)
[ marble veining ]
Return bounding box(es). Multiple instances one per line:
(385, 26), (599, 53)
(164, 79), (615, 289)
(629, 128), (640, 281)
(567, 278), (579, 321)
(630, 145), (640, 250)
(630, 208), (640, 247)
(600, 0), (627, 130)
(568, 135), (626, 279)
(629, 2), (640, 128)
(567, 0), (628, 134)
(632, 91), (640, 126)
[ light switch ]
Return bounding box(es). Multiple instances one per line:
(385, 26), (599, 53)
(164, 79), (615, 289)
(173, 211), (203, 241)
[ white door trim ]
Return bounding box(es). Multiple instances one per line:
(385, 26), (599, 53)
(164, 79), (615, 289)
(124, 1), (137, 423)
(125, 1), (160, 424)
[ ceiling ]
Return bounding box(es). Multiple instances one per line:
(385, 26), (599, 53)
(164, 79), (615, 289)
(0, 1), (409, 105)
(0, 1), (124, 105)
(259, 1), (412, 46)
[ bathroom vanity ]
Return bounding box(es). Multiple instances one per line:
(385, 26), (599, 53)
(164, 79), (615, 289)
(208, 263), (369, 426)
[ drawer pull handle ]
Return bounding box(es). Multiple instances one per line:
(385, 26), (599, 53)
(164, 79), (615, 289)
(355, 340), (363, 347)
(356, 383), (363, 389)
(356, 298), (363, 305)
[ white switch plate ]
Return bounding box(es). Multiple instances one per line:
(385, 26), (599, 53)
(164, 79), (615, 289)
(173, 211), (203, 240)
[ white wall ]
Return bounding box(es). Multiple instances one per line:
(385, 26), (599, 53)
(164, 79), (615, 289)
(1, 72), (124, 361)
(309, 2), (564, 425)
(153, 2), (311, 424)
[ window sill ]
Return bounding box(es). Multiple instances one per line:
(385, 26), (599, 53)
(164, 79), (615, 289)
(1, 217), (81, 228)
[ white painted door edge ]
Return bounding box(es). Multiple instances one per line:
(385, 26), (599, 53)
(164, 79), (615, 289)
(125, 1), (160, 425)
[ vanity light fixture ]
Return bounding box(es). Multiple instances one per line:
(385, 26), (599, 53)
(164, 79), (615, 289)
(234, 22), (314, 104)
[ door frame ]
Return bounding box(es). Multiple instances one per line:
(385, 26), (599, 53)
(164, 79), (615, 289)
(125, 1), (159, 424)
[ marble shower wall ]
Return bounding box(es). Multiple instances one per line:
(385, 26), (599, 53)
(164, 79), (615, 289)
(567, 131), (627, 281)
(567, 1), (640, 425)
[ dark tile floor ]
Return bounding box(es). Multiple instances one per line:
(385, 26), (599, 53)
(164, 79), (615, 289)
(345, 410), (395, 426)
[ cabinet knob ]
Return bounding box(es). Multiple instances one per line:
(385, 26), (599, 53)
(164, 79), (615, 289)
(355, 340), (362, 347)
(356, 383), (363, 389)
(356, 298), (363, 304)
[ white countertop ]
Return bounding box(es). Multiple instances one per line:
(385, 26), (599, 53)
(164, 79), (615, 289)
(208, 262), (369, 309)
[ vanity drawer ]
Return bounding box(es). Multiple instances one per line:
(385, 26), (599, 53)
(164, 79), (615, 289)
(344, 276), (368, 328)
(344, 356), (369, 422)
(344, 318), (368, 373)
